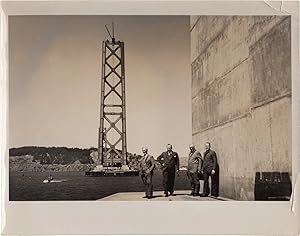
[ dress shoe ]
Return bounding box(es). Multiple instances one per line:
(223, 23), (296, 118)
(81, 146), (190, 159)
(164, 193), (169, 197)
(200, 194), (208, 197)
(193, 193), (200, 197)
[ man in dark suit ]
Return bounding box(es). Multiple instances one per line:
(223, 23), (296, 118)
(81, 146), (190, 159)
(186, 144), (203, 196)
(139, 147), (156, 199)
(201, 142), (219, 197)
(157, 144), (179, 197)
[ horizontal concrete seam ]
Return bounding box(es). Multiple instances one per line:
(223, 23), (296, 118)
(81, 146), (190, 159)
(191, 57), (249, 100)
(249, 15), (290, 51)
(191, 20), (229, 65)
(190, 16), (200, 33)
(251, 92), (291, 110)
(192, 16), (290, 65)
(192, 94), (291, 136)
(192, 112), (251, 136)
(206, 56), (249, 90)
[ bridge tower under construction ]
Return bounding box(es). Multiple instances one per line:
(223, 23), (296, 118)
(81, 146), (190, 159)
(98, 25), (129, 169)
(86, 24), (138, 176)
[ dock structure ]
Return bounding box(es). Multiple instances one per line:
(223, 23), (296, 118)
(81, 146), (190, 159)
(86, 24), (138, 177)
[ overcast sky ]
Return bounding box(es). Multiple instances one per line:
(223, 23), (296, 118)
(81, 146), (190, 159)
(9, 15), (191, 157)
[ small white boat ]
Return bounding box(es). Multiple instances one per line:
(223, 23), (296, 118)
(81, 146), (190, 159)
(43, 179), (65, 184)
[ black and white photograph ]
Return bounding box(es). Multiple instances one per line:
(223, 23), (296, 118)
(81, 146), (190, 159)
(9, 15), (292, 201)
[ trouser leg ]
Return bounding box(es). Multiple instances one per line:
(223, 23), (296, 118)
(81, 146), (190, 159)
(211, 167), (219, 197)
(141, 174), (146, 185)
(168, 168), (175, 194)
(195, 182), (200, 195)
(141, 174), (147, 196)
(146, 174), (153, 197)
(162, 170), (169, 194)
(193, 173), (200, 195)
(203, 171), (210, 196)
(188, 172), (195, 193)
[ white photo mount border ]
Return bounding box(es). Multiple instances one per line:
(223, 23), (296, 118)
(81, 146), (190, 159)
(1, 1), (299, 235)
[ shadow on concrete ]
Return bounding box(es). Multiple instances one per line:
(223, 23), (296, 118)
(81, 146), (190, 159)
(151, 195), (164, 199)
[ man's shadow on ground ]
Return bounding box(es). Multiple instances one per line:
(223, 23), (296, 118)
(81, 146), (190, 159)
(151, 193), (189, 198)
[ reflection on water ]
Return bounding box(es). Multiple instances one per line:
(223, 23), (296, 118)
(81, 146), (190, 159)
(9, 170), (190, 201)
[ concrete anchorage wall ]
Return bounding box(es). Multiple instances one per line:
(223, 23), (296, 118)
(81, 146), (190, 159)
(190, 16), (291, 200)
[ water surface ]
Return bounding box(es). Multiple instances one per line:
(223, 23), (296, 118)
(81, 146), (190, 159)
(9, 170), (190, 201)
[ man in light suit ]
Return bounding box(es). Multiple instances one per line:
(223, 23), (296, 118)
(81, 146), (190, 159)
(186, 144), (203, 196)
(139, 147), (156, 199)
(201, 142), (219, 197)
(157, 144), (179, 197)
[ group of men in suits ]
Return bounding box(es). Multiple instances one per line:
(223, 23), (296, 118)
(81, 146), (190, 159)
(138, 142), (219, 199)
(187, 142), (219, 197)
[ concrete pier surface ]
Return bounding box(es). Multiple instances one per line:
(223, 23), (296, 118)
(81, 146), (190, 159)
(98, 190), (231, 201)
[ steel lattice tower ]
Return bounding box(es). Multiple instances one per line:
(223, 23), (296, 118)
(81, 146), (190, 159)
(98, 36), (127, 168)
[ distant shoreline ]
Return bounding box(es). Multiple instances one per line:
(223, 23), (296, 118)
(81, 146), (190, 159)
(9, 155), (95, 172)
